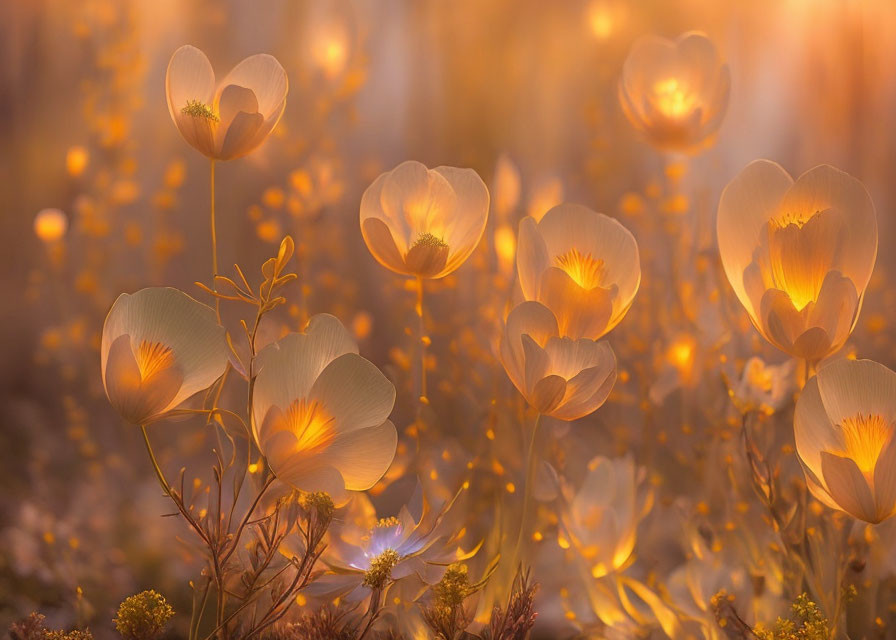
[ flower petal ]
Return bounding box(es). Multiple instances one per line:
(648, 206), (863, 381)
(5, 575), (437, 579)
(820, 451), (878, 522)
(218, 54), (288, 118)
(310, 353), (396, 434)
(516, 216), (549, 300)
(319, 421), (397, 491)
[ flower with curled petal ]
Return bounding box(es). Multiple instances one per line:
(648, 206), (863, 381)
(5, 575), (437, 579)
(560, 455), (652, 578)
(304, 485), (475, 604)
(795, 359), (896, 524)
(101, 287), (229, 425)
(619, 32), (730, 152)
(166, 45), (287, 161)
(252, 314), (397, 504)
(360, 160), (489, 279)
(516, 203), (640, 340)
(717, 161), (877, 362)
(499, 301), (617, 421)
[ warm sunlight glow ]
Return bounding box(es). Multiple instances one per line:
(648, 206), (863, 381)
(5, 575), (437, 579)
(834, 413), (891, 474)
(555, 248), (607, 290)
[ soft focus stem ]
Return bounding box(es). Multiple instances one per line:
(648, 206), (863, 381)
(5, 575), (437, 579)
(514, 412), (543, 565)
(210, 159), (220, 323)
(140, 423), (173, 498)
(415, 275), (428, 405)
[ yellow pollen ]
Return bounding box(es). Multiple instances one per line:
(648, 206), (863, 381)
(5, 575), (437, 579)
(182, 99), (220, 122)
(135, 340), (175, 381)
(283, 399), (334, 451)
(652, 77), (696, 119)
(376, 516), (400, 528)
(834, 413), (891, 474)
(363, 548), (400, 590)
(412, 232), (448, 250)
(555, 248), (606, 290)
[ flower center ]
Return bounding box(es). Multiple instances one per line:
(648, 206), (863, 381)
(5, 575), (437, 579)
(376, 516), (400, 528)
(362, 548), (400, 590)
(555, 248), (606, 290)
(283, 399), (334, 452)
(770, 210), (819, 230)
(834, 413), (891, 475)
(135, 340), (175, 381)
(411, 232), (448, 251)
(652, 77), (696, 119)
(182, 100), (220, 122)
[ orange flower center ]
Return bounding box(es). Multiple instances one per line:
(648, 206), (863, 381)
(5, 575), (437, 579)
(284, 398), (334, 452)
(135, 340), (175, 381)
(555, 248), (606, 290)
(834, 413), (891, 474)
(652, 77), (697, 119)
(770, 210), (818, 230)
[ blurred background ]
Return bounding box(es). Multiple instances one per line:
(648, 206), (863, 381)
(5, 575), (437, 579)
(2, 0), (896, 637)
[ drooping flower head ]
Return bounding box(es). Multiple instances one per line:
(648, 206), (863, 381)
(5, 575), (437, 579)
(101, 287), (229, 425)
(795, 359), (896, 524)
(499, 301), (617, 421)
(560, 455), (652, 578)
(718, 161), (877, 362)
(517, 203), (640, 340)
(360, 161), (489, 279)
(252, 314), (397, 504)
(166, 45), (288, 161)
(619, 32), (730, 152)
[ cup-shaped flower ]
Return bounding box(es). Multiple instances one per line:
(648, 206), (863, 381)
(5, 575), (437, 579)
(517, 203), (640, 340)
(561, 455), (652, 578)
(166, 45), (287, 161)
(499, 301), (617, 420)
(252, 314), (397, 503)
(101, 287), (229, 425)
(729, 357), (796, 416)
(718, 161), (877, 362)
(795, 359), (896, 524)
(619, 32), (730, 152)
(360, 161), (489, 279)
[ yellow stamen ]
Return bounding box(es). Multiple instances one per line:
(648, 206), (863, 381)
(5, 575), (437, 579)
(555, 248), (606, 290)
(283, 399), (334, 451)
(412, 232), (448, 250)
(376, 516), (400, 528)
(363, 548), (400, 590)
(182, 99), (220, 122)
(834, 413), (891, 474)
(770, 210), (819, 230)
(135, 340), (175, 381)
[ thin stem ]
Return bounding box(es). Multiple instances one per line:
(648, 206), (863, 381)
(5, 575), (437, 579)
(415, 275), (428, 405)
(141, 424), (174, 499)
(513, 412), (543, 564)
(210, 159), (221, 323)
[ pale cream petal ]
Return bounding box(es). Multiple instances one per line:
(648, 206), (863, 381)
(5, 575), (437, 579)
(806, 271), (858, 354)
(253, 314), (358, 425)
(821, 451), (878, 522)
(319, 421), (397, 491)
(717, 160), (793, 319)
(552, 346), (617, 421)
(815, 358), (896, 427)
(782, 165), (877, 290)
(794, 374), (839, 482)
(101, 287), (228, 412)
(361, 217), (408, 275)
(531, 374), (566, 415)
(166, 45), (215, 125)
(521, 334), (551, 395)
(516, 216), (549, 300)
(538, 267), (615, 340)
(432, 166), (489, 276)
(674, 32), (721, 98)
(104, 334), (183, 424)
(310, 353), (395, 434)
(873, 435), (896, 522)
(217, 110), (264, 161)
(538, 204), (640, 308)
(218, 54), (288, 118)
(216, 84), (259, 129)
(380, 161), (456, 253)
(499, 301), (558, 392)
(543, 335), (613, 379)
